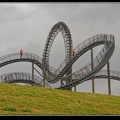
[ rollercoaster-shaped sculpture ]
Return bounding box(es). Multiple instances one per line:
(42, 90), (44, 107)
(0, 21), (117, 91)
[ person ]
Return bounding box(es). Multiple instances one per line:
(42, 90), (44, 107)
(72, 49), (75, 56)
(20, 49), (23, 58)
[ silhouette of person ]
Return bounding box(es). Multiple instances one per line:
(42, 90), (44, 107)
(20, 49), (23, 59)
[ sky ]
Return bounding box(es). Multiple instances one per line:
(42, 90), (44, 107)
(0, 2), (120, 96)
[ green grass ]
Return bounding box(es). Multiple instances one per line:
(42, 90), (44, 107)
(0, 83), (120, 115)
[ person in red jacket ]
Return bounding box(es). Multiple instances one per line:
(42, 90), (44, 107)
(72, 49), (75, 56)
(20, 49), (23, 58)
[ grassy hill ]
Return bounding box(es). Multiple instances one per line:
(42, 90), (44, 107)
(0, 83), (120, 115)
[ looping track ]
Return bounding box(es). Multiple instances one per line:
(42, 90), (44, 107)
(0, 21), (116, 90)
(42, 22), (115, 89)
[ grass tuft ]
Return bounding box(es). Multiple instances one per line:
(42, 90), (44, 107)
(22, 109), (31, 112)
(2, 106), (16, 112)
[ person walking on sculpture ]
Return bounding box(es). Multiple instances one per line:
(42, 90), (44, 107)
(72, 49), (75, 56)
(20, 49), (23, 59)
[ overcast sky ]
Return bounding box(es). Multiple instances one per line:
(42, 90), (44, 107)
(0, 2), (120, 96)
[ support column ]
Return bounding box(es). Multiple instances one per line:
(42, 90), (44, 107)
(107, 61), (111, 95)
(42, 69), (45, 86)
(32, 63), (34, 80)
(91, 48), (95, 93)
(66, 67), (72, 91)
(61, 79), (64, 86)
(66, 45), (72, 91)
(61, 79), (63, 86)
(74, 86), (76, 92)
(43, 78), (45, 87)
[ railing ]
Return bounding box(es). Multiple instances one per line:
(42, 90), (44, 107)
(0, 72), (52, 89)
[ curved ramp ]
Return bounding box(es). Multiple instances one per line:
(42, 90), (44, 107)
(0, 52), (56, 73)
(71, 69), (120, 84)
(0, 72), (52, 89)
(0, 52), (42, 68)
(92, 69), (120, 81)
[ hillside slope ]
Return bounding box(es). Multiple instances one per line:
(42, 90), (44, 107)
(0, 83), (120, 115)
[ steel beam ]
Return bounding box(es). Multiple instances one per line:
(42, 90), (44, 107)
(107, 61), (111, 95)
(91, 48), (95, 93)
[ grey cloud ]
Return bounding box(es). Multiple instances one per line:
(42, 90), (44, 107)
(0, 3), (35, 23)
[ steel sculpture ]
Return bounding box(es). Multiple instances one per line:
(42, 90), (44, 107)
(0, 21), (117, 94)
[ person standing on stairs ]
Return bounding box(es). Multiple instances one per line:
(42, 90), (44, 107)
(72, 49), (75, 56)
(20, 49), (23, 59)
